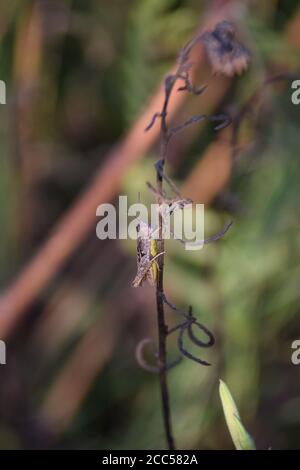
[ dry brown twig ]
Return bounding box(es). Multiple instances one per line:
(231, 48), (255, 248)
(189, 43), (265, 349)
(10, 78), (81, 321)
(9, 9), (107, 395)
(132, 20), (250, 449)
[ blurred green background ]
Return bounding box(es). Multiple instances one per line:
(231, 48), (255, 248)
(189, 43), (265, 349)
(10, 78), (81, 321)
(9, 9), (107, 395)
(0, 0), (300, 450)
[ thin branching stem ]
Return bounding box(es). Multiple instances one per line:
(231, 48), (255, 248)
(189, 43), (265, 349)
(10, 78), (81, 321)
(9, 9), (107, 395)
(148, 22), (237, 449)
(154, 55), (189, 450)
(155, 77), (176, 451)
(154, 34), (210, 452)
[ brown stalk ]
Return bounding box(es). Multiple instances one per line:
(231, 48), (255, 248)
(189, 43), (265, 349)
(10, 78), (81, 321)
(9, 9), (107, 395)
(151, 26), (223, 447)
(145, 12), (254, 447)
(155, 76), (176, 450)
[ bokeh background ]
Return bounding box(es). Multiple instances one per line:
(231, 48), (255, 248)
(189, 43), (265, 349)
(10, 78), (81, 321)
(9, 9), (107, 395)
(0, 0), (300, 450)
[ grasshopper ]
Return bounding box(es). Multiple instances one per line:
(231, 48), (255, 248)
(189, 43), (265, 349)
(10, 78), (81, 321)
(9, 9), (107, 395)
(132, 221), (164, 288)
(132, 176), (192, 288)
(132, 196), (190, 288)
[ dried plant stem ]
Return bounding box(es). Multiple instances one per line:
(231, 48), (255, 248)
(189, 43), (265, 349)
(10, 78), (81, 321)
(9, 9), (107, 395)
(155, 74), (177, 451)
(151, 27), (231, 445)
(156, 168), (175, 448)
(147, 17), (243, 447)
(141, 16), (252, 450)
(155, 267), (174, 450)
(153, 28), (206, 449)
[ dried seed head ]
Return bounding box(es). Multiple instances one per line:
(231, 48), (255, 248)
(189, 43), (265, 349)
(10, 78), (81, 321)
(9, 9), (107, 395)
(202, 21), (250, 77)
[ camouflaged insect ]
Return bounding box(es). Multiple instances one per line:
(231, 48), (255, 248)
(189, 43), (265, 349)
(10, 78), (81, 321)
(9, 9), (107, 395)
(132, 221), (161, 288)
(132, 198), (190, 287)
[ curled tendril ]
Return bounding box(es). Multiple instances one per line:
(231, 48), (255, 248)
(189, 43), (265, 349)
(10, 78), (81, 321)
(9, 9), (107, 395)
(162, 297), (215, 366)
(177, 72), (207, 96)
(177, 322), (212, 367)
(135, 338), (159, 374)
(187, 320), (215, 348)
(135, 337), (182, 373)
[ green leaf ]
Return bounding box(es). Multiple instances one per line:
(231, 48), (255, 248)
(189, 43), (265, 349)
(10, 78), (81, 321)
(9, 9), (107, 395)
(219, 379), (256, 450)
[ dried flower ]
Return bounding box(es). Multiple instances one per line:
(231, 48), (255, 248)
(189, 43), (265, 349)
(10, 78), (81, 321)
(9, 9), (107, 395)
(202, 21), (250, 77)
